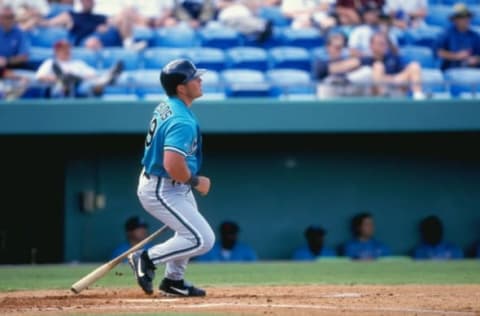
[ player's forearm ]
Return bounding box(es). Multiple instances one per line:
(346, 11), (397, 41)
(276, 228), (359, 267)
(163, 151), (192, 183)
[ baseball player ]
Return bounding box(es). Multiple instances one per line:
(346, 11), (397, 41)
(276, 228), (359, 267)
(128, 59), (215, 297)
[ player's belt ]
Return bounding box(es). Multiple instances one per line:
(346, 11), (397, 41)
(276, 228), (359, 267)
(143, 171), (182, 186)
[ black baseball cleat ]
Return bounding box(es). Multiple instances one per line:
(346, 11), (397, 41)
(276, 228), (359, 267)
(128, 250), (156, 295)
(159, 278), (206, 297)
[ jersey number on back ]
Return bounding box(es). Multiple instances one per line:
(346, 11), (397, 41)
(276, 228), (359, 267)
(145, 118), (157, 148)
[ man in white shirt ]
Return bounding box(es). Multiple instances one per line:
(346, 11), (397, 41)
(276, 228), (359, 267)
(36, 39), (123, 97)
(348, 2), (398, 57)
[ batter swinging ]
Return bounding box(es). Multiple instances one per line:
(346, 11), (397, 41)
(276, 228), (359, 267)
(128, 59), (215, 297)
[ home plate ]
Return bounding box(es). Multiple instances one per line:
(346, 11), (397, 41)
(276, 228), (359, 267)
(322, 292), (362, 298)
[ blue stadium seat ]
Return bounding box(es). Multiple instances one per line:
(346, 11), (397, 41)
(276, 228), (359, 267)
(404, 25), (443, 47)
(26, 46), (53, 70)
(221, 69), (272, 97)
(100, 48), (140, 70)
(184, 47), (226, 71)
(198, 25), (242, 48)
(280, 27), (324, 48)
(152, 26), (197, 47)
(47, 3), (73, 18)
(142, 48), (186, 69)
(421, 68), (449, 99)
(131, 70), (165, 99)
(225, 47), (269, 70)
(268, 46), (311, 71)
(471, 6), (480, 26)
(102, 71), (137, 100)
(310, 46), (348, 61)
(399, 46), (436, 68)
(28, 27), (69, 48)
(425, 5), (451, 26)
(444, 68), (480, 98)
(133, 26), (155, 46)
(266, 69), (315, 99)
(258, 6), (291, 27)
(199, 70), (225, 100)
(71, 48), (99, 68)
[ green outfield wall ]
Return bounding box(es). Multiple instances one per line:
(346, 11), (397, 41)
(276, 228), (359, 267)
(0, 99), (479, 263)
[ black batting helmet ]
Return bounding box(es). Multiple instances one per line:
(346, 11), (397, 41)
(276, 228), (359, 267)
(160, 59), (206, 96)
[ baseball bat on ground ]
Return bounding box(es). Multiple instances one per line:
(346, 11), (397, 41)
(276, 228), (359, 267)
(70, 224), (168, 294)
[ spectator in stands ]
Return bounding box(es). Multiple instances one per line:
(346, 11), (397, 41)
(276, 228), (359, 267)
(315, 32), (370, 98)
(434, 3), (480, 71)
(281, 0), (336, 31)
(111, 216), (151, 262)
(41, 0), (145, 51)
(413, 215), (464, 260)
(362, 32), (425, 99)
(216, 0), (273, 43)
(336, 0), (384, 26)
(0, 5), (29, 72)
(35, 39), (123, 97)
(7, 0), (50, 30)
(120, 0), (177, 29)
(196, 221), (257, 262)
(292, 225), (336, 260)
(384, 0), (428, 30)
(348, 1), (398, 57)
(174, 0), (216, 29)
(343, 212), (391, 260)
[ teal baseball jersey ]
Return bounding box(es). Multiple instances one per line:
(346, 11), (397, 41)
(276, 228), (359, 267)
(142, 97), (203, 178)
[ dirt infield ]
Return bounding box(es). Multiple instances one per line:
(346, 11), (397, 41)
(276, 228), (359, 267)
(1, 285), (479, 316)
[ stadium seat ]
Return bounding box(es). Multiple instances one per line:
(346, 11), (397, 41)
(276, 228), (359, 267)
(225, 47), (269, 71)
(133, 26), (155, 46)
(46, 3), (73, 18)
(404, 25), (443, 47)
(100, 48), (140, 70)
(221, 69), (273, 97)
(444, 68), (480, 98)
(26, 46), (53, 70)
(142, 48), (186, 69)
(266, 69), (315, 99)
(310, 47), (348, 61)
(258, 6), (291, 27)
(425, 5), (451, 27)
(184, 47), (226, 71)
(152, 26), (198, 47)
(268, 46), (311, 71)
(198, 25), (242, 48)
(421, 68), (449, 99)
(131, 70), (165, 99)
(28, 27), (69, 48)
(280, 27), (324, 48)
(71, 48), (99, 68)
(102, 71), (137, 100)
(199, 70), (225, 100)
(399, 46), (436, 68)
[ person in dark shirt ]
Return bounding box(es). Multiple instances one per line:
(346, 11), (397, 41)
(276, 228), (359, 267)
(292, 225), (336, 260)
(112, 216), (152, 262)
(412, 215), (464, 260)
(434, 3), (480, 71)
(42, 0), (144, 50)
(0, 5), (29, 72)
(343, 212), (391, 260)
(362, 32), (425, 99)
(196, 221), (257, 262)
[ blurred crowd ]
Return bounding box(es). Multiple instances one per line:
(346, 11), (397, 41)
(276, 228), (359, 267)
(1, 0), (479, 100)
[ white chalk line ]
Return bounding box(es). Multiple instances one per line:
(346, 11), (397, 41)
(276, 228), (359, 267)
(178, 302), (476, 316)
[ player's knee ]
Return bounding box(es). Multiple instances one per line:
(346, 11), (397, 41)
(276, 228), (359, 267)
(198, 226), (215, 254)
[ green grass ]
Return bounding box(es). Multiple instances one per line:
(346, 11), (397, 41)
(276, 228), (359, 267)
(1, 258), (479, 292)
